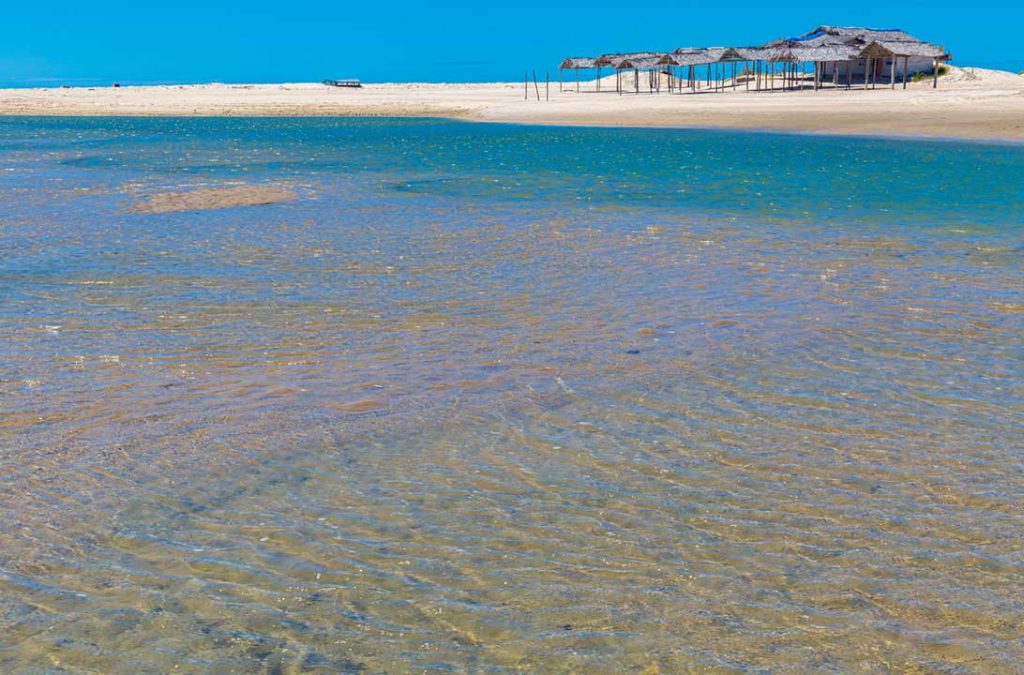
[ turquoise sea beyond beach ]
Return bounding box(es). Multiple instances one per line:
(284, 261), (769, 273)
(1, 117), (1023, 671)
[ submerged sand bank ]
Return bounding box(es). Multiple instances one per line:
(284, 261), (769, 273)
(2, 66), (1023, 141)
(129, 185), (297, 213)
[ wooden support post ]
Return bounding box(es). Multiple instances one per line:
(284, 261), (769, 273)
(635, 68), (639, 94)
(533, 70), (540, 101)
(903, 57), (908, 90)
(575, 67), (579, 92)
(890, 58), (896, 89)
(933, 58), (939, 88)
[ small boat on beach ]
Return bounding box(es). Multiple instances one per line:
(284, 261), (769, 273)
(323, 79), (362, 88)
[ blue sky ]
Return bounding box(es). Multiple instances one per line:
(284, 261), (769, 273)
(1, 1), (1019, 86)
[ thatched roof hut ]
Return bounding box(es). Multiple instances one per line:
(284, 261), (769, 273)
(767, 26), (921, 47)
(860, 41), (948, 59)
(594, 52), (663, 68)
(559, 57), (598, 70)
(661, 47), (731, 66)
(616, 55), (665, 71)
(767, 26), (950, 60)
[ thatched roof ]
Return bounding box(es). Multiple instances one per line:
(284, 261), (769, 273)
(616, 55), (666, 70)
(664, 47), (730, 66)
(784, 44), (861, 62)
(814, 25), (921, 43)
(768, 25), (923, 47)
(594, 51), (662, 67)
(664, 49), (707, 66)
(765, 26), (950, 60)
(860, 41), (949, 59)
(562, 24), (951, 72)
(559, 57), (598, 70)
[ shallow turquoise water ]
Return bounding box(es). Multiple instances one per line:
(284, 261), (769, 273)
(1, 117), (1023, 672)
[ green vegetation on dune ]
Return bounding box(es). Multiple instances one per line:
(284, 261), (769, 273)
(911, 65), (950, 82)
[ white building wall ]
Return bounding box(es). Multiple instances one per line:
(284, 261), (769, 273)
(821, 57), (936, 80)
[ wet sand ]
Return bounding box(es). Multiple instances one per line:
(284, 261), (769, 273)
(1, 66), (1023, 141)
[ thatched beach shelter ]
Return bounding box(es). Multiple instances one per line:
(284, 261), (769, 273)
(771, 26), (952, 88)
(594, 52), (665, 93)
(558, 57), (599, 92)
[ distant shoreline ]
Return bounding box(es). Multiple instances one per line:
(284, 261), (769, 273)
(2, 66), (1023, 142)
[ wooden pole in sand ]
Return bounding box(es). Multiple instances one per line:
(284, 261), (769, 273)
(903, 57), (908, 90)
(890, 58), (896, 89)
(533, 70), (541, 101)
(933, 58), (939, 88)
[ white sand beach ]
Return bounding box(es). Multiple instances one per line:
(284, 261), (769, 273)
(1, 66), (1023, 141)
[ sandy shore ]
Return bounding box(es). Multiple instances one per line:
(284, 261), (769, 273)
(2, 66), (1023, 141)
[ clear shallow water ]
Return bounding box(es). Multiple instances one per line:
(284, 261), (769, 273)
(1, 117), (1023, 672)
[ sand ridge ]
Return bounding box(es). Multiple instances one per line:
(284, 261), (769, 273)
(2, 66), (1023, 141)
(128, 185), (298, 213)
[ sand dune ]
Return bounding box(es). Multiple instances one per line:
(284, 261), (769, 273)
(2, 66), (1023, 141)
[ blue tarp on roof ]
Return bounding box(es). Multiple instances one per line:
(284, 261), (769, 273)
(788, 27), (907, 42)
(791, 31), (826, 42)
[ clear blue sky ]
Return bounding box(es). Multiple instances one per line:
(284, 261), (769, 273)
(1, 1), (1019, 86)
